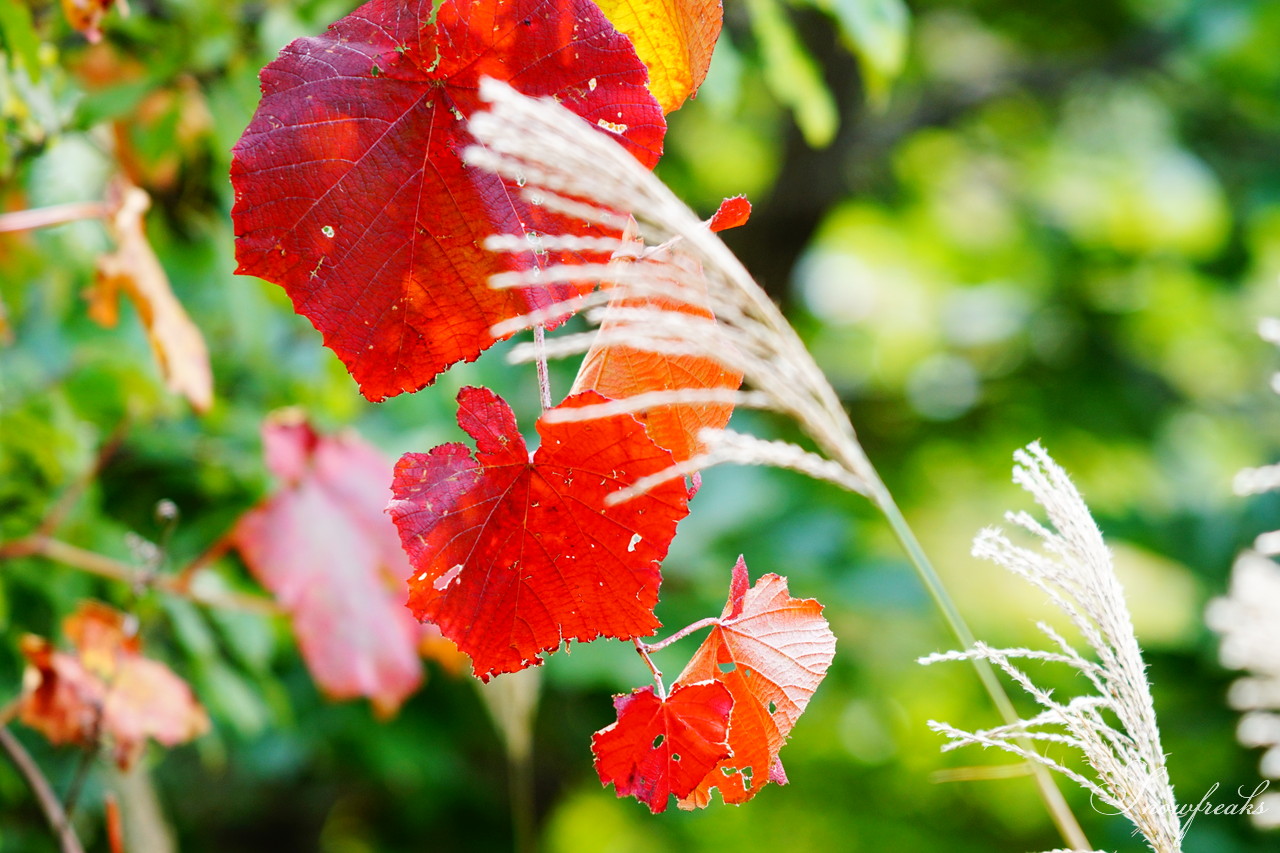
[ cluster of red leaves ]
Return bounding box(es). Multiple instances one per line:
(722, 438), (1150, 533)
(592, 558), (835, 811)
(18, 602), (209, 769)
(224, 0), (835, 814)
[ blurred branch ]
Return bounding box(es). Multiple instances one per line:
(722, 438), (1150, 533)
(0, 202), (109, 233)
(0, 535), (279, 616)
(36, 421), (129, 541)
(0, 727), (87, 853)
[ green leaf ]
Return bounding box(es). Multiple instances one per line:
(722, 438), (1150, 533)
(818, 0), (910, 104)
(0, 1), (42, 81)
(744, 0), (838, 148)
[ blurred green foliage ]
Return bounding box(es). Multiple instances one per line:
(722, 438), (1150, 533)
(2, 0), (1279, 850)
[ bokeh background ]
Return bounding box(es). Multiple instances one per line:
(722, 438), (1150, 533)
(3, 0), (1280, 850)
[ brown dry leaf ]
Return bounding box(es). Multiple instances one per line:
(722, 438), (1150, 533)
(87, 176), (213, 412)
(18, 601), (210, 769)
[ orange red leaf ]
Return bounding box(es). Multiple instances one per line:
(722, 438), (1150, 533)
(387, 386), (690, 680)
(673, 556), (836, 807)
(591, 681), (732, 812)
(18, 602), (209, 769)
(708, 195), (752, 233)
(571, 233), (743, 464)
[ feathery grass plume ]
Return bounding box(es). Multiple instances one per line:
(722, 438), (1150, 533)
(464, 78), (1091, 849)
(920, 442), (1184, 853)
(465, 77), (877, 499)
(1206, 317), (1280, 829)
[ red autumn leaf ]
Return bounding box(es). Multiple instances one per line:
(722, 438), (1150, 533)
(591, 681), (732, 813)
(673, 556), (836, 807)
(18, 601), (209, 769)
(708, 195), (752, 232)
(233, 411), (424, 714)
(571, 230), (743, 464)
(230, 0), (665, 401)
(387, 386), (690, 681)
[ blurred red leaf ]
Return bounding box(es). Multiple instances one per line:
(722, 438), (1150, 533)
(571, 229), (743, 464)
(18, 602), (209, 769)
(673, 556), (836, 807)
(230, 0), (665, 401)
(233, 412), (424, 714)
(387, 386), (690, 680)
(591, 681), (732, 813)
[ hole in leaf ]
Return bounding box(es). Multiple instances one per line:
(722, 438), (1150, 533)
(652, 734), (664, 748)
(717, 662), (736, 673)
(741, 765), (754, 784)
(768, 701), (777, 714)
(721, 766), (737, 776)
(671, 753), (681, 762)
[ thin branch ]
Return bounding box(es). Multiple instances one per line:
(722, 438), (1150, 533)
(61, 743), (100, 821)
(632, 639), (666, 699)
(533, 324), (552, 410)
(0, 202), (109, 234)
(640, 617), (719, 654)
(37, 421), (129, 540)
(0, 535), (279, 615)
(0, 727), (87, 853)
(172, 531), (234, 589)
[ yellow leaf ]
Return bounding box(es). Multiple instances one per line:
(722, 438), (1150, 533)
(594, 0), (723, 114)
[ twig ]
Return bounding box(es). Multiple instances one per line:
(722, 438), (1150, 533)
(172, 532), (234, 589)
(639, 617), (718, 653)
(36, 421), (129, 540)
(533, 324), (552, 410)
(61, 742), (100, 821)
(0, 535), (280, 615)
(632, 639), (666, 699)
(0, 727), (87, 853)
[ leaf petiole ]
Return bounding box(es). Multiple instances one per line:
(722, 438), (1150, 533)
(632, 639), (666, 698)
(639, 616), (719, 653)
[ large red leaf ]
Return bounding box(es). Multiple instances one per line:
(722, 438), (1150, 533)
(233, 412), (424, 714)
(230, 0), (665, 401)
(387, 386), (690, 680)
(673, 556), (836, 807)
(591, 682), (732, 813)
(18, 602), (209, 769)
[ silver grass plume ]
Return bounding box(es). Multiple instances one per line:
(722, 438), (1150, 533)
(920, 442), (1183, 853)
(463, 78), (875, 501)
(1206, 317), (1280, 829)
